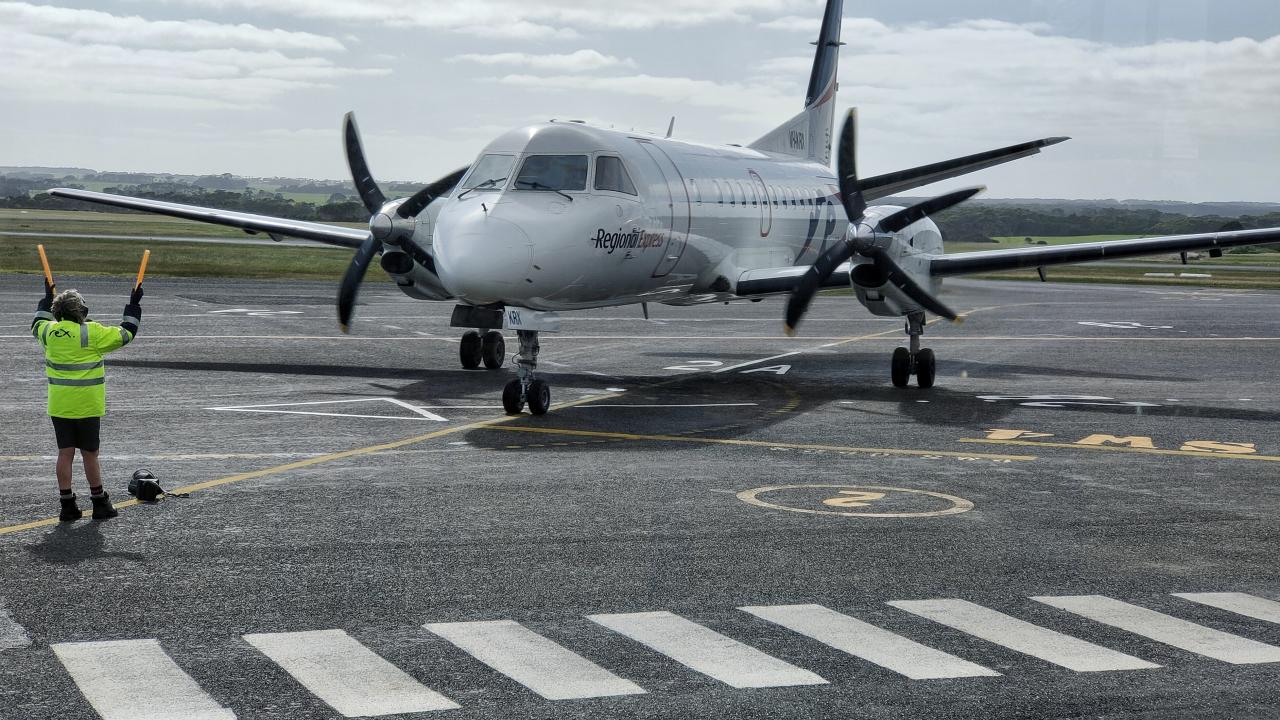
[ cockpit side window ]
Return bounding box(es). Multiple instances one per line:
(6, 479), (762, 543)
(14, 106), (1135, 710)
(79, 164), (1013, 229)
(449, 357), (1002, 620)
(460, 154), (514, 192)
(515, 155), (589, 192)
(594, 155), (637, 195)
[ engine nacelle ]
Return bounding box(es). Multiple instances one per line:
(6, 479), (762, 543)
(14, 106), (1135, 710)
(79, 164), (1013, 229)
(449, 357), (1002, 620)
(850, 263), (913, 317)
(380, 249), (452, 301)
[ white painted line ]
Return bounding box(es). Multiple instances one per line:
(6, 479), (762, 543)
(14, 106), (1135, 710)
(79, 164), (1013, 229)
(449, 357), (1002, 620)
(0, 600), (31, 650)
(714, 351), (803, 374)
(1173, 592), (1280, 625)
(739, 604), (999, 680)
(381, 398), (449, 422)
(1033, 595), (1280, 664)
(423, 620), (645, 700)
(887, 599), (1158, 672)
(588, 611), (827, 689)
(208, 409), (445, 421)
(52, 639), (235, 720)
(571, 403), (759, 409)
(244, 629), (459, 716)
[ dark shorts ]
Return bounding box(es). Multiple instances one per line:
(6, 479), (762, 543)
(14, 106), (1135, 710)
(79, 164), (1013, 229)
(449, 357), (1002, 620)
(51, 416), (101, 452)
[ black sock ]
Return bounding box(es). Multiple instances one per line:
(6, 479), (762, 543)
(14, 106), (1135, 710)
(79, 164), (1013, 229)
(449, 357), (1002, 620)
(89, 486), (104, 498)
(60, 489), (74, 500)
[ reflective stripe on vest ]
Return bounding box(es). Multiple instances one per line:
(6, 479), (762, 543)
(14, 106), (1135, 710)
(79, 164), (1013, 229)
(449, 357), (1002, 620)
(79, 323), (89, 348)
(46, 359), (105, 372)
(48, 377), (106, 387)
(35, 311), (54, 321)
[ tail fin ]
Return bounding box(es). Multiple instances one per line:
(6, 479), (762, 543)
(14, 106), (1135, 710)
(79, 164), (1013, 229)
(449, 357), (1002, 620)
(749, 0), (843, 165)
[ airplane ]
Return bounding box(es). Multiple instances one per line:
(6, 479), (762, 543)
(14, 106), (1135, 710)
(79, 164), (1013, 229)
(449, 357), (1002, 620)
(52, 0), (1280, 416)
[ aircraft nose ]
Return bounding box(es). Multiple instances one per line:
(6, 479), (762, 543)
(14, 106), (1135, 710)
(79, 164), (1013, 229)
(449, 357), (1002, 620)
(435, 211), (533, 305)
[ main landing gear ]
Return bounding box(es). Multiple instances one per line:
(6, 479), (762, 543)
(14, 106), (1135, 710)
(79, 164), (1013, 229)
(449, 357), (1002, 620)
(891, 312), (936, 389)
(502, 330), (551, 416)
(459, 329), (506, 370)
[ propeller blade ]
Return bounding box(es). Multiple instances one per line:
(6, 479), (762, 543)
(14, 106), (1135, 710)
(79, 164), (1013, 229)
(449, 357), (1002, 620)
(783, 240), (857, 336)
(836, 109), (866, 222)
(337, 234), (379, 332)
(865, 246), (959, 322)
(343, 112), (386, 215)
(878, 186), (985, 234)
(396, 166), (470, 219)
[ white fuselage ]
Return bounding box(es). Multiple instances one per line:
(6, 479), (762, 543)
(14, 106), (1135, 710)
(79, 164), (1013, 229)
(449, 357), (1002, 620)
(423, 121), (942, 312)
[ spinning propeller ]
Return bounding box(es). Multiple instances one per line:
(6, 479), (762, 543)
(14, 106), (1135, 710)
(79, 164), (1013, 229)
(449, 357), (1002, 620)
(337, 112), (468, 331)
(783, 110), (982, 336)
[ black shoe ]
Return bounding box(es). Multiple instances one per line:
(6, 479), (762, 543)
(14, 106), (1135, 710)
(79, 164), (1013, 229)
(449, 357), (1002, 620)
(59, 496), (82, 522)
(90, 493), (118, 520)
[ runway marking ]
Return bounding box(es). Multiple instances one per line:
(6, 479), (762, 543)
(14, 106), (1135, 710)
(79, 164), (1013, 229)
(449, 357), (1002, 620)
(52, 639), (235, 720)
(737, 485), (975, 518)
(740, 604), (1000, 680)
(244, 629), (460, 716)
(1173, 593), (1280, 625)
(0, 598), (31, 650)
(1033, 595), (1280, 664)
(208, 397), (448, 422)
(423, 620), (646, 700)
(887, 599), (1159, 672)
(960, 438), (1280, 463)
(569, 403), (759, 409)
(474, 424), (1035, 462)
(0, 392), (621, 537)
(587, 611), (827, 689)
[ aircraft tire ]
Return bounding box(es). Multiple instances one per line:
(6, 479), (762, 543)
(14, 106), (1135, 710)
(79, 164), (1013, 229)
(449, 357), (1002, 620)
(527, 379), (551, 416)
(891, 347), (911, 388)
(916, 348), (936, 389)
(502, 379), (525, 414)
(481, 331), (506, 369)
(460, 330), (483, 369)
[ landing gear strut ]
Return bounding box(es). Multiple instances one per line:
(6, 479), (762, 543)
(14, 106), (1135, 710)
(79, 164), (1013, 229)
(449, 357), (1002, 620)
(891, 312), (935, 389)
(503, 330), (550, 415)
(460, 330), (506, 370)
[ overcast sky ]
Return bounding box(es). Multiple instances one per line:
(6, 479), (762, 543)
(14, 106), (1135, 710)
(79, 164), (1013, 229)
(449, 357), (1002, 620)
(2, 0), (1278, 201)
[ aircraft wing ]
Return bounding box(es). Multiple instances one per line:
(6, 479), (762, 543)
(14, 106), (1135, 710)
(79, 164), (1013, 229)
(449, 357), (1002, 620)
(859, 137), (1069, 203)
(735, 260), (857, 296)
(930, 227), (1280, 277)
(48, 188), (369, 249)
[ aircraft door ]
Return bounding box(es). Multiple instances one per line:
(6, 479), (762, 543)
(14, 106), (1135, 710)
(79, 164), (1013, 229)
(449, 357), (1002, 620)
(634, 140), (690, 278)
(749, 170), (772, 237)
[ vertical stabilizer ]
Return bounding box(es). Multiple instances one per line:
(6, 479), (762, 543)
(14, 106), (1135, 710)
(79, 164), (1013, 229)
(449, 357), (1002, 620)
(749, 0), (843, 165)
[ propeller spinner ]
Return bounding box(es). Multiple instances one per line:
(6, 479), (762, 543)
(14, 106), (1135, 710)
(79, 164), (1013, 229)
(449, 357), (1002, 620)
(784, 109), (981, 336)
(337, 112), (467, 331)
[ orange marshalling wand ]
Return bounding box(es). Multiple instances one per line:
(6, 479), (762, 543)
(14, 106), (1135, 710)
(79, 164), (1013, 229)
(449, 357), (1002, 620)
(37, 244), (54, 291)
(135, 249), (150, 289)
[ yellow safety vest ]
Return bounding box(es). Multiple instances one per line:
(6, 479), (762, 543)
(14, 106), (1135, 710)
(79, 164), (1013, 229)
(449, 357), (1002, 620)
(32, 315), (133, 419)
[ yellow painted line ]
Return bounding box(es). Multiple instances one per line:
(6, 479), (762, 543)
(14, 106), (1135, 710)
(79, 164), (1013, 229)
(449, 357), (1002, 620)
(475, 424), (1035, 462)
(0, 392), (620, 538)
(959, 438), (1280, 462)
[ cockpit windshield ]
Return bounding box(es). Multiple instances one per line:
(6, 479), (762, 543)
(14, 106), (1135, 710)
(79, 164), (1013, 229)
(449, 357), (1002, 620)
(514, 155), (589, 192)
(460, 154), (514, 192)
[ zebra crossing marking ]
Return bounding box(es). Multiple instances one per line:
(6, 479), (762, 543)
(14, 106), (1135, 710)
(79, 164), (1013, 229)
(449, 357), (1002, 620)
(1173, 592), (1280, 625)
(51, 639), (235, 720)
(1033, 595), (1280, 665)
(244, 629), (460, 716)
(588, 610), (828, 688)
(887, 599), (1159, 672)
(740, 603), (1001, 679)
(423, 619), (646, 700)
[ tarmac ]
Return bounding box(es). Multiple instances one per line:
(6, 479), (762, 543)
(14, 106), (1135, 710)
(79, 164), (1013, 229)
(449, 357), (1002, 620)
(0, 274), (1277, 720)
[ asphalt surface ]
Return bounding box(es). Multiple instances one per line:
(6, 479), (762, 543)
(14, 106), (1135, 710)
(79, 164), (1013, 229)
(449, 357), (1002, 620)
(0, 275), (1278, 720)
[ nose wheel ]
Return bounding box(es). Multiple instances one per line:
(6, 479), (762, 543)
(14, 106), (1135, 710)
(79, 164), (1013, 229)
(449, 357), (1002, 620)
(460, 330), (506, 370)
(891, 313), (936, 389)
(502, 330), (551, 415)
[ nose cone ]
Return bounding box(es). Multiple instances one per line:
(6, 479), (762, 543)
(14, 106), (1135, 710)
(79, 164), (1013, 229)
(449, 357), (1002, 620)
(434, 205), (533, 305)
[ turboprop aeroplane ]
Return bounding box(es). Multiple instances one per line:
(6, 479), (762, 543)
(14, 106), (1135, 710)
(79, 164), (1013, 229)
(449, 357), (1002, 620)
(52, 0), (1280, 415)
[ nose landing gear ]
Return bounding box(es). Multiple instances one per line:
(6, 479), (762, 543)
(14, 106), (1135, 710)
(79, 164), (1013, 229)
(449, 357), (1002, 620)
(502, 330), (550, 415)
(891, 312), (936, 389)
(460, 329), (506, 370)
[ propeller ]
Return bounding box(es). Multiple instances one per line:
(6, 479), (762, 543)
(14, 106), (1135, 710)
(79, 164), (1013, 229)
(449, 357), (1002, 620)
(336, 111), (468, 331)
(784, 109), (981, 336)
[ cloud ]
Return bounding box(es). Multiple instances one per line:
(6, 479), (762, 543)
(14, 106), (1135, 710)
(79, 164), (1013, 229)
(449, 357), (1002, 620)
(142, 0), (809, 36)
(0, 3), (386, 109)
(450, 50), (636, 72)
(496, 73), (793, 111)
(0, 1), (344, 51)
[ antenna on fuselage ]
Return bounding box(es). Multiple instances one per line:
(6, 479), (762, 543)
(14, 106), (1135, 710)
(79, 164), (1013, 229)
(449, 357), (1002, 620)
(665, 117), (675, 139)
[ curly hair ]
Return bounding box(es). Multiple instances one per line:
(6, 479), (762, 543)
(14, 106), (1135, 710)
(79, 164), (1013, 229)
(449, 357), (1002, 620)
(51, 289), (88, 323)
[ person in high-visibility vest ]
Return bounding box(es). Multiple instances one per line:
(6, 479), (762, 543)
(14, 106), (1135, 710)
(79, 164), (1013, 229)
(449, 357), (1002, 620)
(31, 282), (143, 521)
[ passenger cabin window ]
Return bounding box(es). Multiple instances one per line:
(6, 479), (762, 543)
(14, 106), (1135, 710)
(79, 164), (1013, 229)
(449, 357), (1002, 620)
(515, 154), (589, 192)
(594, 155), (637, 195)
(460, 154), (515, 192)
